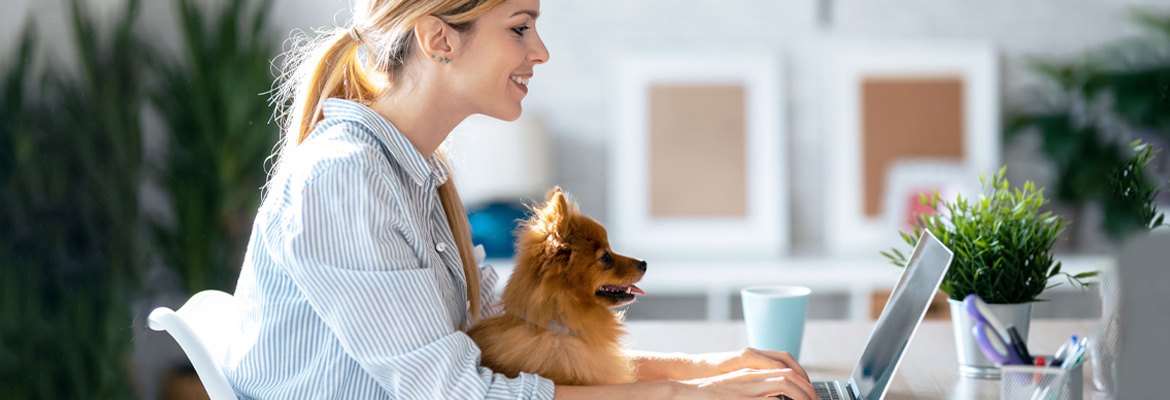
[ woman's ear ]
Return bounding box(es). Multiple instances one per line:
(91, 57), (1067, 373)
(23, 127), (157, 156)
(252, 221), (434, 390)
(414, 15), (460, 60)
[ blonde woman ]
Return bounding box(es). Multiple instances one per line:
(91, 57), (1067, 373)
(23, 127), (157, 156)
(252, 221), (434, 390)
(227, 0), (818, 398)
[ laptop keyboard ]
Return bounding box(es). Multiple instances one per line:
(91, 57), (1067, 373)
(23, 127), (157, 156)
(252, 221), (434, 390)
(777, 382), (844, 400)
(816, 382), (842, 400)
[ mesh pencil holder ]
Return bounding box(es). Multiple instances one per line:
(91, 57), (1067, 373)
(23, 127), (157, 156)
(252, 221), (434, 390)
(1000, 359), (1083, 400)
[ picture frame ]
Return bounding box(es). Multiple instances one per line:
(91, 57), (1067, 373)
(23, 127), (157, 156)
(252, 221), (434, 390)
(823, 41), (1000, 256)
(609, 55), (788, 261)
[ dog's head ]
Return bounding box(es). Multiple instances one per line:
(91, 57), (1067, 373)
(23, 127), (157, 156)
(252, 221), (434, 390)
(509, 188), (647, 311)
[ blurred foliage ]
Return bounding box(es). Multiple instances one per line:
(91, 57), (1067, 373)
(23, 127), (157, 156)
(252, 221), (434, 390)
(0, 0), (149, 397)
(1107, 140), (1167, 237)
(150, 0), (279, 294)
(0, 0), (280, 397)
(883, 168), (1094, 303)
(1007, 9), (1170, 244)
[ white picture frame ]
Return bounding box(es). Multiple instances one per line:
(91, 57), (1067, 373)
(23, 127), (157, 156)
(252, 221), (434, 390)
(823, 41), (1000, 256)
(609, 55), (788, 261)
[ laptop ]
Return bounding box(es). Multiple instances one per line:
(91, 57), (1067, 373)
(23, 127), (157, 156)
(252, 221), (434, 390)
(787, 230), (954, 400)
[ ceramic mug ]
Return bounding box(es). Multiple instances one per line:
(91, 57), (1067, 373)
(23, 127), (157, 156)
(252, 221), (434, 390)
(741, 285), (811, 361)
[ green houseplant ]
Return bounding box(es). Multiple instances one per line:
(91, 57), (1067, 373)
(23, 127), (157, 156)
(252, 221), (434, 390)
(146, 0), (279, 396)
(1006, 9), (1170, 247)
(882, 168), (1094, 378)
(150, 0), (280, 295)
(0, 0), (150, 397)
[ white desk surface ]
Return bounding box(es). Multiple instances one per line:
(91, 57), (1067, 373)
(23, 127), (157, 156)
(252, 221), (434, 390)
(623, 319), (1100, 399)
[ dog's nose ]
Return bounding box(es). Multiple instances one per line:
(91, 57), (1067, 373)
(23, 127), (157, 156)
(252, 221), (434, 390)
(637, 260), (647, 272)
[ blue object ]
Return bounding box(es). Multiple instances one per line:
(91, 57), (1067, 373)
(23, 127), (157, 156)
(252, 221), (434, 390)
(466, 201), (529, 259)
(741, 286), (811, 361)
(965, 293), (1029, 365)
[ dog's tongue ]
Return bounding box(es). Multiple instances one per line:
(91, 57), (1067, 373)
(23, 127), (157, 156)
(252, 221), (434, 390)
(630, 284), (645, 296)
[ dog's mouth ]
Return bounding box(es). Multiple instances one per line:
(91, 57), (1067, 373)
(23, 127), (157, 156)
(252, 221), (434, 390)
(595, 284), (644, 307)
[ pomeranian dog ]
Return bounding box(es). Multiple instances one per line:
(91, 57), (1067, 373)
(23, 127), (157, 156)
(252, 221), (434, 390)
(467, 188), (647, 385)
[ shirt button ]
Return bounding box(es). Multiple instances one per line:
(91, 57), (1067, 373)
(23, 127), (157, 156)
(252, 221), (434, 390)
(436, 242), (448, 252)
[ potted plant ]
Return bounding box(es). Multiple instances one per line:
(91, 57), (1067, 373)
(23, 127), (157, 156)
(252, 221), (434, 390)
(1006, 9), (1170, 249)
(1, 0), (150, 396)
(147, 0), (279, 397)
(150, 0), (279, 296)
(882, 167), (1095, 378)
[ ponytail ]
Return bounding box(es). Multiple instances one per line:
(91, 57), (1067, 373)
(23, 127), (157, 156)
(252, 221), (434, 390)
(436, 159), (483, 325)
(294, 31), (380, 144)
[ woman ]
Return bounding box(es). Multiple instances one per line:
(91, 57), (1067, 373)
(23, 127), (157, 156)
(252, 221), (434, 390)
(226, 0), (819, 398)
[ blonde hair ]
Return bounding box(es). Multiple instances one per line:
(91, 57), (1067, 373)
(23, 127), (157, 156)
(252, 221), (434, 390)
(271, 0), (508, 324)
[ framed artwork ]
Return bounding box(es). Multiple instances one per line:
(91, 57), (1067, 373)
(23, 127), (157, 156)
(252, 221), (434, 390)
(609, 55), (788, 261)
(823, 41), (1000, 256)
(881, 160), (980, 235)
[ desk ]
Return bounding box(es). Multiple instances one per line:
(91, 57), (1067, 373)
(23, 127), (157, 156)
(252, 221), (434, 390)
(623, 319), (1099, 399)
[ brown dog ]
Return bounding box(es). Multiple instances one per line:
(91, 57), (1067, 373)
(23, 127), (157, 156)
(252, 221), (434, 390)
(467, 188), (647, 385)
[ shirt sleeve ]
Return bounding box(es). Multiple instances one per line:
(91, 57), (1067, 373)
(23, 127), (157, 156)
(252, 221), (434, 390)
(279, 161), (555, 400)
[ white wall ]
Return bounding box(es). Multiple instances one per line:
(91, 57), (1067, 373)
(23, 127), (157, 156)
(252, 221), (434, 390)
(527, 0), (1167, 253)
(5, 0), (1165, 254)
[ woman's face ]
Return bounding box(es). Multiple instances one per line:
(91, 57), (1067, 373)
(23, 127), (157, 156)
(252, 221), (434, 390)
(449, 0), (549, 121)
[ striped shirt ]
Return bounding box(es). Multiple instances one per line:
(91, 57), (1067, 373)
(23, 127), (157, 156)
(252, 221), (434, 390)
(224, 98), (556, 399)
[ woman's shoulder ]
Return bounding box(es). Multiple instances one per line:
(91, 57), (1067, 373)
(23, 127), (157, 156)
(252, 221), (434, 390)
(287, 123), (390, 178)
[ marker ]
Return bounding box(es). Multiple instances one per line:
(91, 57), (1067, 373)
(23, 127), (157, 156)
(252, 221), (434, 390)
(1006, 326), (1034, 365)
(1032, 356), (1046, 384)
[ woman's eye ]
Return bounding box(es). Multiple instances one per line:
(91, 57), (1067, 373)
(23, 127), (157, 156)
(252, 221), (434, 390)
(600, 252), (613, 265)
(512, 26), (530, 36)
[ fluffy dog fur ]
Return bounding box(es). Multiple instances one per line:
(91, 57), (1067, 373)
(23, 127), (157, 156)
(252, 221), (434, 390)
(467, 188), (647, 385)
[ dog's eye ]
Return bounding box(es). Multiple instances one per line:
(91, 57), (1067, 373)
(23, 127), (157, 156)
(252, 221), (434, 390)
(600, 252), (613, 265)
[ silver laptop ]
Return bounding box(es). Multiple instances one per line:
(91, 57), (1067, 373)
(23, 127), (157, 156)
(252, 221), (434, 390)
(793, 230), (954, 400)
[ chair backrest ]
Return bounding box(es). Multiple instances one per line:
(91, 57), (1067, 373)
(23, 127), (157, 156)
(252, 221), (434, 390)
(149, 290), (242, 400)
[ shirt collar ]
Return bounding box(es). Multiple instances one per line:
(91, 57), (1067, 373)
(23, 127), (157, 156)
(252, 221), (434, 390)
(321, 98), (449, 187)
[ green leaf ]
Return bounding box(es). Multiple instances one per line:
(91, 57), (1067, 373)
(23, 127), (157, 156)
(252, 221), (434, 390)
(1073, 271), (1099, 279)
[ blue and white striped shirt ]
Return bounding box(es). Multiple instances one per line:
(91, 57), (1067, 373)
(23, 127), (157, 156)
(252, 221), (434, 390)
(225, 98), (556, 399)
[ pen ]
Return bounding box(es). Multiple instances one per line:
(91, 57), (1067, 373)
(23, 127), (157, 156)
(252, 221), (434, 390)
(1006, 325), (1034, 365)
(1052, 335), (1077, 365)
(1060, 337), (1088, 369)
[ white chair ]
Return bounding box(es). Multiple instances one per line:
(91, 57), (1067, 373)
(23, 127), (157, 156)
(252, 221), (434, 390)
(149, 290), (241, 400)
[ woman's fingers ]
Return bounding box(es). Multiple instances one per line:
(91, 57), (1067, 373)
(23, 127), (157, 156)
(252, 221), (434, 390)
(753, 369), (819, 400)
(759, 371), (820, 400)
(750, 348), (810, 382)
(696, 368), (819, 400)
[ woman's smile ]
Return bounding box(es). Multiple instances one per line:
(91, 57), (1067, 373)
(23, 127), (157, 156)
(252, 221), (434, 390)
(510, 74), (530, 94)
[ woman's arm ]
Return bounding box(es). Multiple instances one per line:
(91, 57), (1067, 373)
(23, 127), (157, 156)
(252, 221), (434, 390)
(626, 348), (810, 382)
(555, 368), (821, 400)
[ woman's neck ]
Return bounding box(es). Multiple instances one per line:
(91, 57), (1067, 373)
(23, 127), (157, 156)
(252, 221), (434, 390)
(368, 82), (468, 158)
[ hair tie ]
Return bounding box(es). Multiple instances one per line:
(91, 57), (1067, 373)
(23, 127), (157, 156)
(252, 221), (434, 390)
(348, 26), (365, 44)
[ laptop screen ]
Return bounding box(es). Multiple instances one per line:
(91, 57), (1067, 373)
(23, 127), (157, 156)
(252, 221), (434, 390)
(850, 231), (953, 399)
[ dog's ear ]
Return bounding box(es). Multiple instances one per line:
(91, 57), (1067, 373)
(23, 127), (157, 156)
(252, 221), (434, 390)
(534, 187), (574, 250)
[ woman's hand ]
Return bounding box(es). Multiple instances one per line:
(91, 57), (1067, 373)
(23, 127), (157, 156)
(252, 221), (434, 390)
(675, 368), (820, 400)
(689, 348), (810, 382)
